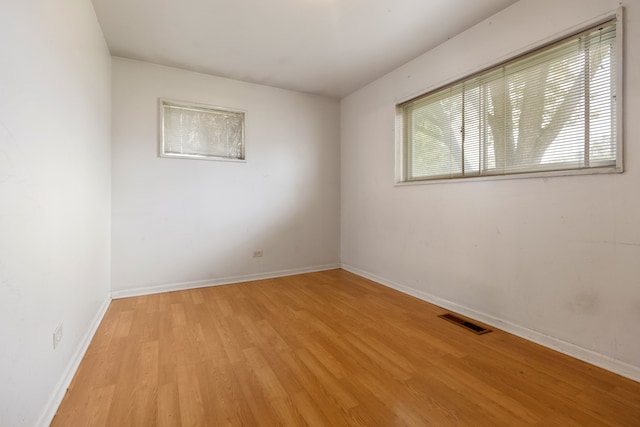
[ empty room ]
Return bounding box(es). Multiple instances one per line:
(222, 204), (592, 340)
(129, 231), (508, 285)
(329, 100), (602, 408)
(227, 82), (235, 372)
(1, 0), (640, 425)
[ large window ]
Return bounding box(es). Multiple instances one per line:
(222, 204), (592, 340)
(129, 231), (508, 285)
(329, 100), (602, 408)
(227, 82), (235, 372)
(397, 17), (621, 182)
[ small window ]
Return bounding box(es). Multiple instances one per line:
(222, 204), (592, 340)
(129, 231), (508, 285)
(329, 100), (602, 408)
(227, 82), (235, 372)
(160, 99), (245, 161)
(397, 17), (621, 182)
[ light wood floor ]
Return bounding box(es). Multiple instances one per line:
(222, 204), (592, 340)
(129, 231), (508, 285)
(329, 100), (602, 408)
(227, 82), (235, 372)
(52, 269), (640, 426)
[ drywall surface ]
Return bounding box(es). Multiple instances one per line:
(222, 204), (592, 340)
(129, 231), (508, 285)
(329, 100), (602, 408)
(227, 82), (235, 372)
(341, 0), (640, 377)
(111, 58), (340, 293)
(0, 1), (112, 426)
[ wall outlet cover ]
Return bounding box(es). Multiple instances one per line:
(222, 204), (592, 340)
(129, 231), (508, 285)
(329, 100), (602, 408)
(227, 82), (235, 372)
(53, 324), (63, 349)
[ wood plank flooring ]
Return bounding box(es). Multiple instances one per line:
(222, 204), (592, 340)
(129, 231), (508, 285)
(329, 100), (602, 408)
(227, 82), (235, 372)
(52, 269), (640, 426)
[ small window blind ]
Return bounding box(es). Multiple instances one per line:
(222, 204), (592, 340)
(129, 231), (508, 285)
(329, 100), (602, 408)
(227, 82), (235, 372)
(160, 99), (245, 161)
(399, 19), (619, 181)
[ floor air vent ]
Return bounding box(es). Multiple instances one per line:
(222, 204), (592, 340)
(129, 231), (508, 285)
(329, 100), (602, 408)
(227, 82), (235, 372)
(438, 313), (491, 335)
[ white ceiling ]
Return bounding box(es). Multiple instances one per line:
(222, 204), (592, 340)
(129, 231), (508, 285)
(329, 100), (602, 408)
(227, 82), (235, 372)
(91, 0), (518, 98)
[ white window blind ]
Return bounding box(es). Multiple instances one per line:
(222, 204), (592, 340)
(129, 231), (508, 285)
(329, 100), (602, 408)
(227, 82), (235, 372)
(399, 19), (620, 182)
(160, 99), (245, 161)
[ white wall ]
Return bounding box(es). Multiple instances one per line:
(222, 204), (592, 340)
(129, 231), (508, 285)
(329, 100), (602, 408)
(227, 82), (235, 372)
(0, 1), (112, 426)
(341, 0), (640, 380)
(111, 58), (340, 295)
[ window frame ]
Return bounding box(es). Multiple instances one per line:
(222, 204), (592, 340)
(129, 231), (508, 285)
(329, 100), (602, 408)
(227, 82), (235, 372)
(159, 98), (247, 162)
(395, 8), (624, 185)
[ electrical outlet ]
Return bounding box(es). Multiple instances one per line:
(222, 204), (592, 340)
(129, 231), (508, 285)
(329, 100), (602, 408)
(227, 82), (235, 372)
(53, 324), (63, 349)
(252, 250), (263, 258)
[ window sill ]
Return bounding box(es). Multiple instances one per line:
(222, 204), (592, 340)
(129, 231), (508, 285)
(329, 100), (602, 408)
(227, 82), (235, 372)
(395, 165), (623, 186)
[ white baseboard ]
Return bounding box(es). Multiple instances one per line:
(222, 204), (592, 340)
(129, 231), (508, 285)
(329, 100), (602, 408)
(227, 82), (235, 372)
(36, 296), (112, 427)
(341, 263), (640, 383)
(111, 264), (342, 299)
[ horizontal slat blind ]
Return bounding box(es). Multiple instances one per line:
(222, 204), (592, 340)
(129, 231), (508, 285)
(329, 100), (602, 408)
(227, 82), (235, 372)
(400, 20), (617, 181)
(161, 100), (245, 161)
